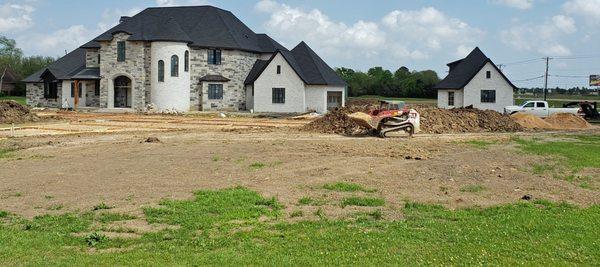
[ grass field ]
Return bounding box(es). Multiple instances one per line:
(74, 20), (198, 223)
(349, 95), (437, 104)
(0, 96), (26, 105)
(1, 187), (598, 265)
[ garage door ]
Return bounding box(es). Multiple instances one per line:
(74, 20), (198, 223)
(327, 91), (342, 110)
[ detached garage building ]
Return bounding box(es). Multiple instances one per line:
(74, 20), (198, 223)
(434, 47), (517, 112)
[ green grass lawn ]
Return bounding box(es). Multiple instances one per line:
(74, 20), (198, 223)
(349, 95), (437, 104)
(0, 96), (26, 105)
(1, 187), (598, 265)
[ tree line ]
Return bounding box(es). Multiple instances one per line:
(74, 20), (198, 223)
(335, 66), (441, 99)
(0, 36), (55, 96)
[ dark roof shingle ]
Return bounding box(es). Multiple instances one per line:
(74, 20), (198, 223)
(23, 48), (86, 82)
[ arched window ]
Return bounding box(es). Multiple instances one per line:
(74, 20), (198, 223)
(171, 55), (179, 77)
(158, 60), (164, 82)
(184, 51), (189, 72)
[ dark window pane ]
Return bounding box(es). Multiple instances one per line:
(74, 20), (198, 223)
(117, 41), (126, 62)
(215, 50), (221, 64)
(486, 71), (491, 79)
(171, 55), (179, 77)
(207, 49), (222, 65)
(272, 88), (285, 103)
(208, 84), (223, 100)
(184, 51), (189, 72)
(448, 92), (454, 106)
(277, 65), (281, 74)
(480, 90), (496, 103)
(70, 82), (82, 97)
(95, 80), (100, 96)
(158, 60), (165, 82)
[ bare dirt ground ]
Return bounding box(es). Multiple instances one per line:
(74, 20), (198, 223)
(1, 111), (598, 219)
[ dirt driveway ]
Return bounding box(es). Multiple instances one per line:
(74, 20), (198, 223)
(0, 112), (598, 218)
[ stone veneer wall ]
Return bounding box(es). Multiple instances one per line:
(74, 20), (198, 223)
(189, 48), (260, 111)
(85, 81), (99, 107)
(98, 33), (150, 110)
(86, 49), (100, 68)
(26, 82), (62, 108)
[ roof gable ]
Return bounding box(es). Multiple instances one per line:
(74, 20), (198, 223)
(23, 49), (86, 82)
(434, 47), (517, 90)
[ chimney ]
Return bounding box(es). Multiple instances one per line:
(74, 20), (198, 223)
(120, 16), (131, 23)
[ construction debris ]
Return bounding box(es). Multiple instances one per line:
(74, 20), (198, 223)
(416, 107), (523, 134)
(0, 100), (40, 124)
(302, 108), (370, 136)
(143, 137), (161, 143)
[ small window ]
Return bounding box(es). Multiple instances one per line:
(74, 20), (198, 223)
(70, 82), (83, 97)
(276, 65), (281, 74)
(117, 41), (126, 62)
(524, 102), (535, 108)
(94, 80), (100, 96)
(272, 88), (285, 104)
(208, 84), (223, 100)
(207, 49), (221, 65)
(158, 60), (165, 82)
(171, 55), (179, 77)
(97, 54), (101, 65)
(44, 82), (58, 99)
(486, 71), (491, 79)
(480, 90), (496, 103)
(448, 91), (455, 106)
(184, 51), (189, 72)
(536, 102), (546, 108)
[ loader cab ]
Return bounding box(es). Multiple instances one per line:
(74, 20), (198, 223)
(379, 100), (405, 110)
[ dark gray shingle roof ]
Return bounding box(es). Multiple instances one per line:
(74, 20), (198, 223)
(245, 42), (346, 86)
(23, 48), (86, 82)
(71, 68), (100, 80)
(199, 74), (230, 82)
(434, 47), (517, 90)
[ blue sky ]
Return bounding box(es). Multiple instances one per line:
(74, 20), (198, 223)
(1, 0), (599, 88)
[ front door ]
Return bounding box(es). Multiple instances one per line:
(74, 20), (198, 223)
(113, 76), (131, 108)
(327, 91), (343, 110)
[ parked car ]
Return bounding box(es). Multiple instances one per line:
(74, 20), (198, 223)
(504, 101), (580, 117)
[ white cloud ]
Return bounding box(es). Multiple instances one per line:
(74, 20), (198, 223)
(98, 7), (143, 31)
(492, 0), (534, 9)
(563, 0), (600, 24)
(155, 0), (210, 7)
(500, 15), (576, 56)
(255, 1), (483, 63)
(18, 25), (95, 56)
(0, 3), (35, 32)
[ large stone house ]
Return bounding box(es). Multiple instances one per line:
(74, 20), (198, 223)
(434, 47), (517, 112)
(23, 5), (346, 113)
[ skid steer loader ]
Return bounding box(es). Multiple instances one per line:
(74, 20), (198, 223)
(349, 100), (420, 138)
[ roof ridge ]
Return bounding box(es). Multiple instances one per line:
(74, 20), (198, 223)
(293, 42), (325, 83)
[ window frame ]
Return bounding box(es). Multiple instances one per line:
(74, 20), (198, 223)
(117, 41), (126, 62)
(94, 80), (100, 96)
(171, 55), (179, 77)
(480, 90), (496, 103)
(276, 65), (281, 74)
(207, 84), (224, 100)
(272, 88), (285, 104)
(207, 49), (222, 65)
(448, 91), (455, 106)
(158, 60), (165, 82)
(44, 82), (58, 99)
(70, 81), (83, 98)
(486, 71), (491, 79)
(184, 51), (189, 72)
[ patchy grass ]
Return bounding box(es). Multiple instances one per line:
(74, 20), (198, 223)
(46, 204), (64, 211)
(0, 188), (599, 265)
(298, 196), (326, 206)
(211, 155), (220, 162)
(322, 182), (375, 193)
(92, 202), (113, 211)
(0, 148), (15, 159)
(465, 140), (498, 149)
(96, 213), (136, 224)
(0, 211), (8, 218)
(0, 96), (26, 105)
(341, 197), (385, 207)
(460, 184), (486, 193)
(515, 136), (600, 170)
(290, 210), (303, 218)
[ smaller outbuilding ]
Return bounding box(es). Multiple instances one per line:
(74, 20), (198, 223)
(0, 67), (21, 96)
(434, 47), (517, 112)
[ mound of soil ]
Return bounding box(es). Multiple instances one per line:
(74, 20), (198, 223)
(302, 108), (370, 136)
(544, 113), (591, 129)
(0, 100), (40, 124)
(417, 107), (523, 134)
(511, 113), (555, 129)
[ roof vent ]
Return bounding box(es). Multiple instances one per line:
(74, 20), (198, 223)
(120, 16), (131, 23)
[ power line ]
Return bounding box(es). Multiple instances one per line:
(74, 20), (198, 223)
(499, 58), (545, 66)
(550, 74), (589, 78)
(552, 54), (600, 60)
(513, 75), (545, 82)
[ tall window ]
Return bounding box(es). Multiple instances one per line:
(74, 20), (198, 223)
(207, 49), (221, 65)
(70, 81), (83, 97)
(97, 54), (101, 65)
(44, 82), (58, 99)
(208, 84), (223, 99)
(184, 51), (189, 72)
(117, 41), (126, 62)
(481, 90), (496, 103)
(272, 88), (285, 104)
(276, 65), (281, 74)
(486, 71), (491, 79)
(94, 80), (100, 96)
(158, 60), (165, 82)
(171, 55), (179, 77)
(448, 91), (454, 106)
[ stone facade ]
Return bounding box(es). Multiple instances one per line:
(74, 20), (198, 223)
(98, 33), (151, 110)
(85, 49), (100, 68)
(189, 48), (261, 111)
(85, 81), (99, 107)
(26, 82), (62, 108)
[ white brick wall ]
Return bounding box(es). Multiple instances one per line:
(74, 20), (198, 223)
(305, 85), (345, 113)
(253, 53), (305, 113)
(150, 42), (190, 112)
(463, 62), (514, 112)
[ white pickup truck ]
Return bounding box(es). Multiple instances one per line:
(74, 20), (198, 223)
(504, 101), (580, 118)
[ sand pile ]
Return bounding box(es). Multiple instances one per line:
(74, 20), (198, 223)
(302, 108), (370, 135)
(513, 112), (591, 130)
(511, 113), (554, 129)
(417, 107), (523, 134)
(0, 100), (40, 124)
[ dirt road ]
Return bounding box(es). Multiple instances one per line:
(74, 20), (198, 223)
(0, 112), (598, 219)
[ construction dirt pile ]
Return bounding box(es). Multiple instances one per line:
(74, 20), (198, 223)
(0, 100), (40, 124)
(512, 112), (591, 130)
(417, 107), (523, 134)
(302, 107), (370, 136)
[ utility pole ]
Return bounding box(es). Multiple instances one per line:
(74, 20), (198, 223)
(543, 57), (550, 101)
